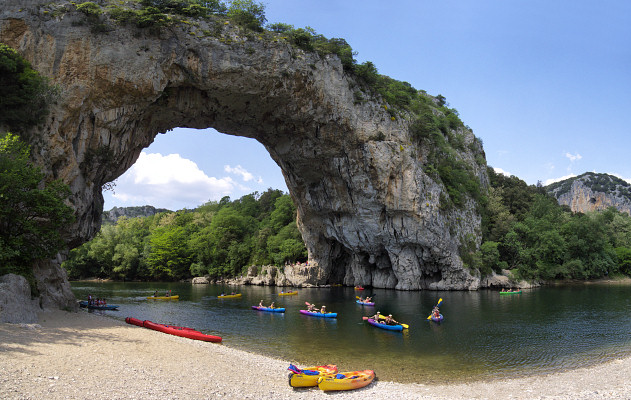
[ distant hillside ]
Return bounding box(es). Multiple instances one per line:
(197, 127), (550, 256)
(102, 206), (171, 225)
(546, 172), (631, 215)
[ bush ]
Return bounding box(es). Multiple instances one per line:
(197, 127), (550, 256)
(0, 43), (57, 131)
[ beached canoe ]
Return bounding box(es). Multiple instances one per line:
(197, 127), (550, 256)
(124, 317), (222, 343)
(366, 318), (403, 331)
(299, 310), (337, 318)
(287, 364), (338, 388)
(218, 293), (242, 299)
(79, 301), (119, 310)
(317, 370), (375, 391)
(251, 306), (285, 313)
(499, 291), (522, 295)
(278, 291), (298, 296)
(430, 313), (444, 323)
(146, 295), (179, 300)
(356, 300), (375, 306)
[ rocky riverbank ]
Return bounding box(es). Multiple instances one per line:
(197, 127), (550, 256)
(2, 311), (631, 399)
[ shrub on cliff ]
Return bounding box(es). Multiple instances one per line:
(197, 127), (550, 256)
(0, 133), (75, 288)
(0, 43), (57, 132)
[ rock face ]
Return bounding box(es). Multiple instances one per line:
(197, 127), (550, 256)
(0, 274), (41, 323)
(547, 173), (631, 215)
(1, 0), (488, 303)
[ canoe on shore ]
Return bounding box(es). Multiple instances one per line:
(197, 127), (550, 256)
(287, 364), (338, 387)
(79, 301), (119, 310)
(299, 310), (337, 318)
(251, 306), (285, 313)
(146, 295), (179, 300)
(124, 317), (222, 343)
(317, 370), (376, 391)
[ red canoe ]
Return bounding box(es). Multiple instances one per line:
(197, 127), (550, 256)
(125, 317), (222, 343)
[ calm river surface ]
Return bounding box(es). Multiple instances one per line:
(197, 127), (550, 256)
(71, 282), (631, 384)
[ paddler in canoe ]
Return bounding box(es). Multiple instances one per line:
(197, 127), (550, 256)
(383, 314), (399, 325)
(307, 303), (319, 312)
(431, 306), (440, 319)
(319, 305), (327, 314)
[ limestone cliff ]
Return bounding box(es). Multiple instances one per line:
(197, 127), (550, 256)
(547, 173), (631, 215)
(0, 0), (489, 315)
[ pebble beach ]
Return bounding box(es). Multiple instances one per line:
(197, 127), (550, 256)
(1, 310), (631, 399)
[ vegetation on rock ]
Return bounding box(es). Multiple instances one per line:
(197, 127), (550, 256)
(0, 44), (74, 292)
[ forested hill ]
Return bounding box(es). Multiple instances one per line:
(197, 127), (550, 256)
(546, 172), (631, 215)
(103, 206), (171, 225)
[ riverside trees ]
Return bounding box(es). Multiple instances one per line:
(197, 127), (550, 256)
(63, 190), (307, 281)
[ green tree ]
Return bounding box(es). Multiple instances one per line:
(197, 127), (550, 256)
(0, 133), (74, 280)
(0, 43), (57, 131)
(227, 0), (266, 31)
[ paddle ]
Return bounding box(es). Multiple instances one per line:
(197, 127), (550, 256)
(427, 298), (443, 320)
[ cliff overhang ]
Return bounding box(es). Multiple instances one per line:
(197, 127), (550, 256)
(0, 0), (489, 318)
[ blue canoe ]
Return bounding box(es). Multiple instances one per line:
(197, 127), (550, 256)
(251, 306), (285, 313)
(299, 310), (337, 318)
(356, 300), (375, 306)
(366, 318), (403, 331)
(79, 301), (119, 310)
(430, 313), (444, 323)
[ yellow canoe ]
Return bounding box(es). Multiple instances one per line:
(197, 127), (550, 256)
(218, 293), (242, 299)
(317, 370), (375, 391)
(278, 291), (298, 296)
(288, 364), (337, 388)
(146, 295), (179, 300)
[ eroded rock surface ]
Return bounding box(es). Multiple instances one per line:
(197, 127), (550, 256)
(1, 0), (488, 310)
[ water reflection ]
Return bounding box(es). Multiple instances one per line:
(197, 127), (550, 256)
(71, 281), (631, 384)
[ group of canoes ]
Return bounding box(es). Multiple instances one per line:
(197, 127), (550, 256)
(288, 363), (375, 391)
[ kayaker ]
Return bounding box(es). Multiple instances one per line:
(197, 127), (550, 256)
(384, 314), (398, 325)
(153, 290), (158, 297)
(365, 297), (372, 303)
(258, 300), (264, 307)
(87, 294), (93, 305)
(307, 303), (317, 312)
(432, 307), (440, 319)
(370, 311), (381, 321)
(269, 302), (275, 309)
(320, 305), (327, 314)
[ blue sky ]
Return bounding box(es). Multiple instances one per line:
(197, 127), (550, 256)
(103, 0), (631, 211)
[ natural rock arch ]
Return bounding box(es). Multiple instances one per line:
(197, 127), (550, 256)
(1, 1), (487, 310)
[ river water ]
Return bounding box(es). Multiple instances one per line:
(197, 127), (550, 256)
(70, 281), (631, 384)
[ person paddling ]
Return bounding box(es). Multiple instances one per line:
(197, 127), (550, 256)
(384, 314), (399, 325)
(320, 305), (327, 314)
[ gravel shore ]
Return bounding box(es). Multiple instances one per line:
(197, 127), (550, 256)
(1, 310), (630, 399)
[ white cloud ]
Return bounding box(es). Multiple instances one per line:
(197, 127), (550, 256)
(224, 164), (256, 182)
(544, 174), (576, 186)
(565, 152), (582, 162)
(111, 152), (236, 209)
(493, 167), (512, 177)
